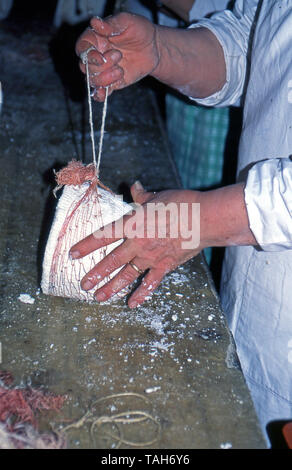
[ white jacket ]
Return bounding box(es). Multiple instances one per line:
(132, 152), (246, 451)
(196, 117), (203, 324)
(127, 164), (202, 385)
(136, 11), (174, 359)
(191, 0), (292, 440)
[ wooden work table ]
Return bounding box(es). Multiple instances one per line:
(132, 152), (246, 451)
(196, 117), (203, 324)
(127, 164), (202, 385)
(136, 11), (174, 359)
(0, 20), (266, 449)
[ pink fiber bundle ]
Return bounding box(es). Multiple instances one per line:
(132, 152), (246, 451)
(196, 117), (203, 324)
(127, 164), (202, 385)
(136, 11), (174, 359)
(55, 160), (97, 186)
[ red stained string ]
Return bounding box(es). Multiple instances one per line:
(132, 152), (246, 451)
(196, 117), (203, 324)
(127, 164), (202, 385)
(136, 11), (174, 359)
(55, 160), (97, 186)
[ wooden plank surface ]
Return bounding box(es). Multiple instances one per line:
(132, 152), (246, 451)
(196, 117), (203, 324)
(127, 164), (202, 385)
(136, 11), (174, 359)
(0, 20), (266, 449)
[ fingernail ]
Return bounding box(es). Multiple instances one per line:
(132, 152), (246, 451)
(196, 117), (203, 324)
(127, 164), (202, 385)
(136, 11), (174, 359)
(134, 180), (143, 191)
(82, 280), (93, 291)
(70, 250), (80, 259)
(96, 291), (107, 301)
(129, 300), (138, 309)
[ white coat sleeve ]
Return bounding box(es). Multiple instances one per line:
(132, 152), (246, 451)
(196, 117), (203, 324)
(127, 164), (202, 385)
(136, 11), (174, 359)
(244, 158), (292, 252)
(188, 0), (260, 107)
(189, 0), (231, 20)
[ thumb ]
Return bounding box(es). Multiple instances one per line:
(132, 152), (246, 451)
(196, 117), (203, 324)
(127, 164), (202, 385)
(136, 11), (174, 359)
(130, 181), (153, 205)
(90, 13), (130, 38)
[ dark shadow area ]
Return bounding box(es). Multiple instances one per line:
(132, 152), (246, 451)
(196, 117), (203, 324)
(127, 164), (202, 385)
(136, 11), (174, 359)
(49, 21), (89, 160)
(137, 0), (159, 23)
(117, 182), (133, 204)
(142, 76), (168, 121)
(222, 106), (243, 186)
(36, 161), (67, 286)
(49, 21), (88, 103)
(267, 420), (292, 449)
(8, 0), (57, 20)
(103, 0), (117, 17)
(4, 0), (57, 34)
(209, 247), (225, 291)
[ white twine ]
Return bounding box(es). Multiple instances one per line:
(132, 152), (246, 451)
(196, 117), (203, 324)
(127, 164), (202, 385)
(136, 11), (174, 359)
(80, 48), (110, 270)
(81, 47), (109, 175)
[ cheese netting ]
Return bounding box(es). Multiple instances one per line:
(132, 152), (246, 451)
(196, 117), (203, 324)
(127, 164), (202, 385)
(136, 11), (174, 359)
(41, 174), (132, 302)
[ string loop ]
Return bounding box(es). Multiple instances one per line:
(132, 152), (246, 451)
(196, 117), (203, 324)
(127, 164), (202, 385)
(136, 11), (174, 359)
(81, 48), (109, 176)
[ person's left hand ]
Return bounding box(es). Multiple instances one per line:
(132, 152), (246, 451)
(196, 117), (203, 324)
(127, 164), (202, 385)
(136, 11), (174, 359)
(69, 182), (202, 308)
(75, 13), (160, 102)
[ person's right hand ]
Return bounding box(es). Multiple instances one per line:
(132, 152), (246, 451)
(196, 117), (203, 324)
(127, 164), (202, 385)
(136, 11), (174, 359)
(75, 13), (160, 101)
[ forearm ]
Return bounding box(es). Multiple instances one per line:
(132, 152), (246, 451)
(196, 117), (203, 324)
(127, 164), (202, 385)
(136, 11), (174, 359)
(152, 25), (226, 98)
(198, 183), (257, 248)
(70, 182), (257, 307)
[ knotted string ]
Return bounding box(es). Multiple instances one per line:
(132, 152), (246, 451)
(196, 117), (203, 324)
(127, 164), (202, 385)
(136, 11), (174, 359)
(54, 48), (111, 196)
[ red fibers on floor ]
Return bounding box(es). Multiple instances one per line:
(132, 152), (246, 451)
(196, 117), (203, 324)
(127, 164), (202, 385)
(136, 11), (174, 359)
(0, 387), (65, 427)
(0, 370), (66, 429)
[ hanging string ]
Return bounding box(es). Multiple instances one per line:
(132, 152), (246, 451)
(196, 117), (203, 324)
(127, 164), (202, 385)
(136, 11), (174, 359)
(81, 47), (109, 176)
(78, 48), (111, 285)
(97, 85), (109, 172)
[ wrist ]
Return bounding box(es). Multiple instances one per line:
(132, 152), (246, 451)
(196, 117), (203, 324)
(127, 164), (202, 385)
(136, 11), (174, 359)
(149, 26), (226, 99)
(198, 183), (257, 249)
(150, 24), (163, 78)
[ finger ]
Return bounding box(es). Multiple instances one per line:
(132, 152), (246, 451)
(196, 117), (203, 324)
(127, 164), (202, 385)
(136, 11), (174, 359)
(90, 13), (129, 38)
(90, 16), (119, 37)
(82, 49), (106, 70)
(88, 65), (124, 89)
(70, 212), (133, 259)
(82, 48), (122, 71)
(91, 87), (107, 102)
(69, 225), (121, 259)
(127, 268), (165, 308)
(90, 81), (124, 101)
(130, 181), (154, 205)
(80, 239), (137, 291)
(91, 85), (115, 102)
(76, 28), (108, 57)
(94, 260), (145, 302)
(91, 78), (127, 101)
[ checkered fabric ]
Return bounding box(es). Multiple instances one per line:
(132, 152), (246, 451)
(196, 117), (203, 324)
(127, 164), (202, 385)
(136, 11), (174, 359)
(166, 93), (229, 190)
(165, 93), (230, 264)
